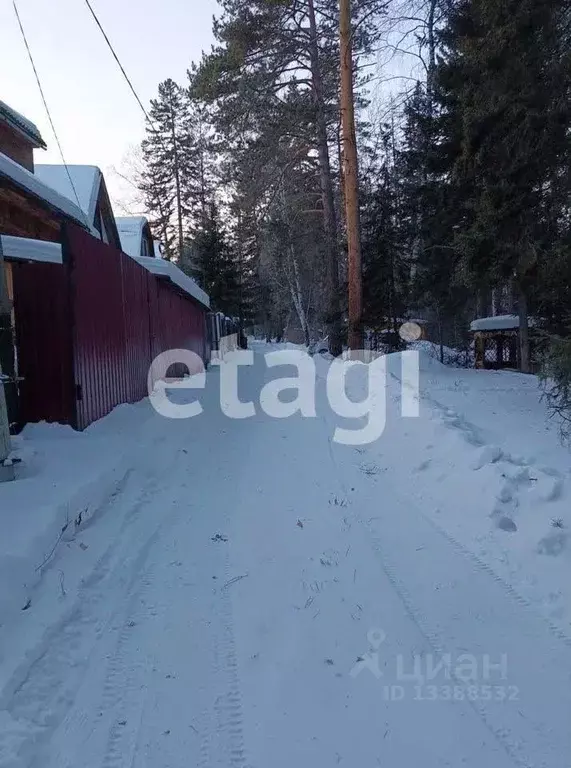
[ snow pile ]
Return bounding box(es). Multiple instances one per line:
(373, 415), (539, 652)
(410, 339), (473, 368)
(329, 350), (571, 634)
(0, 399), (157, 624)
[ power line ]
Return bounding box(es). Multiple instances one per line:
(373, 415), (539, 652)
(12, 0), (89, 226)
(83, 0), (154, 126)
(83, 0), (176, 256)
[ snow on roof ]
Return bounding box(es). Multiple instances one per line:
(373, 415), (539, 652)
(115, 216), (147, 258)
(470, 315), (536, 332)
(153, 239), (163, 259)
(0, 152), (90, 229)
(0, 101), (46, 148)
(35, 165), (100, 224)
(134, 255), (210, 309)
(116, 216), (208, 306)
(0, 235), (62, 265)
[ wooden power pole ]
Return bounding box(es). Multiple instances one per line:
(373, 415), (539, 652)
(340, 0), (363, 352)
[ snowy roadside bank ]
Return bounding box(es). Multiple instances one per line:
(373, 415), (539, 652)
(0, 382), (207, 757)
(0, 398), (158, 626)
(313, 348), (571, 635)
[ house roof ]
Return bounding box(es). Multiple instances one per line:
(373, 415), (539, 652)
(0, 234), (62, 264)
(0, 101), (46, 149)
(0, 151), (90, 229)
(35, 165), (101, 225)
(134, 254), (210, 310)
(115, 216), (148, 258)
(470, 315), (537, 332)
(115, 215), (209, 308)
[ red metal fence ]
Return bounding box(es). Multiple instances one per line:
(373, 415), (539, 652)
(67, 223), (208, 430)
(12, 260), (75, 426)
(12, 224), (208, 431)
(148, 278), (206, 368)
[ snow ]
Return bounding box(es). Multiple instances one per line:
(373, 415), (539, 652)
(0, 400), (157, 624)
(134, 254), (210, 309)
(470, 314), (537, 331)
(115, 216), (147, 258)
(0, 152), (90, 230)
(34, 164), (100, 225)
(0, 235), (62, 265)
(0, 344), (570, 767)
(0, 101), (46, 148)
(411, 338), (474, 366)
(115, 217), (210, 305)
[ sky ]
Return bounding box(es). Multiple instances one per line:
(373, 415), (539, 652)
(1, 0), (220, 208)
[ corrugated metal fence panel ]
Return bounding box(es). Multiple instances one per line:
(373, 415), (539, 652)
(151, 279), (206, 373)
(66, 223), (207, 430)
(120, 253), (152, 403)
(67, 224), (130, 430)
(11, 260), (75, 426)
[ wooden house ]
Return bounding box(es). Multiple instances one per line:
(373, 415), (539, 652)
(0, 102), (210, 432)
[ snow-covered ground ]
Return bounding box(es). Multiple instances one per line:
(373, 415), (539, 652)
(0, 343), (570, 767)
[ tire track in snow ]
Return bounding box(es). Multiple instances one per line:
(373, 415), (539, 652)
(354, 515), (531, 768)
(208, 545), (250, 768)
(1, 423), (200, 767)
(419, 509), (571, 649)
(0, 490), (154, 766)
(52, 489), (186, 768)
(320, 411), (568, 768)
(353, 468), (571, 767)
(98, 568), (156, 768)
(0, 470), (177, 768)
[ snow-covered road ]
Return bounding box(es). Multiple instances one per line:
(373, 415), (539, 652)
(1, 345), (570, 767)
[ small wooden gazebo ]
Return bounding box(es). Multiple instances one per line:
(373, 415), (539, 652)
(470, 315), (535, 371)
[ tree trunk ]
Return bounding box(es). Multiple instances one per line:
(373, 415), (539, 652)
(169, 101), (184, 258)
(198, 111), (208, 222)
(426, 0), (437, 109)
(307, 0), (342, 356)
(340, 0), (363, 352)
(518, 285), (530, 373)
(288, 245), (311, 347)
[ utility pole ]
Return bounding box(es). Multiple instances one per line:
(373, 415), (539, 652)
(0, 242), (14, 482)
(340, 0), (363, 352)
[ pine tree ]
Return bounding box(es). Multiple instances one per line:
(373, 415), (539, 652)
(140, 79), (189, 259)
(193, 0), (384, 353)
(183, 70), (220, 234)
(400, 80), (470, 355)
(361, 125), (408, 344)
(441, 0), (571, 370)
(190, 203), (240, 317)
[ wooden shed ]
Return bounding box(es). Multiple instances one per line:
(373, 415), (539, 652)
(470, 315), (536, 371)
